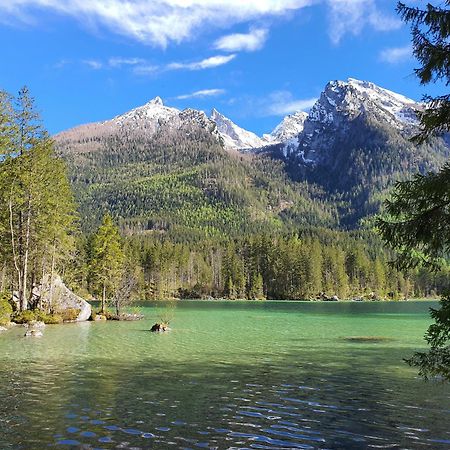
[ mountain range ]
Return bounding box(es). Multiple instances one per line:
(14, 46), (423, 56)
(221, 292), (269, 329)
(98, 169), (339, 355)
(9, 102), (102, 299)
(55, 78), (449, 236)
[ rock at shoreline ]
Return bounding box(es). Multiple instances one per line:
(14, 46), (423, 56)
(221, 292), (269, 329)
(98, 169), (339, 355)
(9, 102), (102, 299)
(317, 292), (339, 301)
(0, 326), (7, 332)
(38, 275), (91, 322)
(95, 314), (107, 321)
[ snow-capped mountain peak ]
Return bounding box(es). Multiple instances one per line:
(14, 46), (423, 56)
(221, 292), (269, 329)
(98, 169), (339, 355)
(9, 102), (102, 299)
(147, 96), (164, 106)
(273, 77), (425, 166)
(309, 78), (420, 130)
(265, 111), (308, 144)
(210, 108), (266, 150)
(112, 97), (179, 127)
(347, 78), (419, 125)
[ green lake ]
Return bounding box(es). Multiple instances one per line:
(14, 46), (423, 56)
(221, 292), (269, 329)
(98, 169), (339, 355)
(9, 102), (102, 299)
(1, 300), (450, 449)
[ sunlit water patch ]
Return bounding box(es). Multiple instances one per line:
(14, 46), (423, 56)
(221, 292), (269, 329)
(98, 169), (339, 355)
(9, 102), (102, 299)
(1, 300), (449, 449)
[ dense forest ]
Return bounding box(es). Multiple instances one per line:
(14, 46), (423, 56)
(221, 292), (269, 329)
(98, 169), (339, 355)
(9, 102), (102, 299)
(57, 126), (338, 237)
(66, 229), (450, 302)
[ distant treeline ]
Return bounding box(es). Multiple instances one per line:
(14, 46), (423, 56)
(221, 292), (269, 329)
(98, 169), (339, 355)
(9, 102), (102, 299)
(66, 229), (450, 301)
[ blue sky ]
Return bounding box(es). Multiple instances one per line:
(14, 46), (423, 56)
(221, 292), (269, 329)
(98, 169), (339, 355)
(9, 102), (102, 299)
(0, 0), (442, 136)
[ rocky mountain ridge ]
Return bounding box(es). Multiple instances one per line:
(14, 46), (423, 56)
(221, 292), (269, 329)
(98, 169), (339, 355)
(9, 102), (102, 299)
(55, 77), (448, 232)
(56, 77), (425, 158)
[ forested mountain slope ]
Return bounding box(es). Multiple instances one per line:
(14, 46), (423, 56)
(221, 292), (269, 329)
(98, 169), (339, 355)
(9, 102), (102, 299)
(56, 106), (336, 237)
(262, 79), (450, 225)
(56, 78), (449, 236)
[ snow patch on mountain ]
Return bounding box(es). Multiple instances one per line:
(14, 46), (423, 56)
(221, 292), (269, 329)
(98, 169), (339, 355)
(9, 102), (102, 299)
(265, 111), (308, 144)
(211, 108), (266, 150)
(310, 78), (420, 129)
(347, 78), (419, 126)
(112, 96), (179, 127)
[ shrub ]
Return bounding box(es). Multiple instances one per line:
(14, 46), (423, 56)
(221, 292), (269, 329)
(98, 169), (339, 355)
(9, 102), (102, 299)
(0, 292), (13, 326)
(12, 309), (64, 325)
(12, 310), (36, 324)
(61, 308), (80, 322)
(43, 314), (63, 324)
(33, 310), (63, 324)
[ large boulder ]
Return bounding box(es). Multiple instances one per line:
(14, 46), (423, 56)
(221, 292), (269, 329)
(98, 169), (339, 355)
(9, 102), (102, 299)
(38, 275), (91, 322)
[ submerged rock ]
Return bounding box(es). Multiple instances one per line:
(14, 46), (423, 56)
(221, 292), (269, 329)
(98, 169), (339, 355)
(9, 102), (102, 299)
(343, 336), (393, 343)
(0, 326), (7, 332)
(24, 329), (43, 337)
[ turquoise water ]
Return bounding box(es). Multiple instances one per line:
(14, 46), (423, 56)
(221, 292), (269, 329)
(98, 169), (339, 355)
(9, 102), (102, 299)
(1, 300), (449, 449)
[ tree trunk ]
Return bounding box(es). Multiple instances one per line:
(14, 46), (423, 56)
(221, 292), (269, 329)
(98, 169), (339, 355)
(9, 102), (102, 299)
(102, 282), (106, 314)
(49, 242), (56, 306)
(21, 194), (32, 311)
(0, 264), (6, 292)
(9, 194), (22, 310)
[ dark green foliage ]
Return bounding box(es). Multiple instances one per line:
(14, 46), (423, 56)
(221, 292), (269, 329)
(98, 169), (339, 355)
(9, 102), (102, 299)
(0, 291), (12, 325)
(0, 87), (77, 311)
(376, 163), (450, 270)
(405, 294), (450, 380)
(378, 2), (450, 380)
(57, 128), (336, 237)
(12, 309), (63, 324)
(80, 230), (445, 301)
(397, 1), (450, 141)
(89, 214), (124, 313)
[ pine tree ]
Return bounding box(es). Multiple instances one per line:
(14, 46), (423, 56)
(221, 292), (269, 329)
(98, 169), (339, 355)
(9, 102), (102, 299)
(0, 91), (15, 156)
(308, 239), (323, 297)
(248, 272), (265, 300)
(0, 88), (77, 310)
(397, 2), (450, 141)
(376, 2), (450, 379)
(89, 214), (124, 313)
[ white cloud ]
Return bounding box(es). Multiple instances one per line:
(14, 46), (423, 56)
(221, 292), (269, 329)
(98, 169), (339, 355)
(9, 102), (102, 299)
(214, 28), (269, 52)
(108, 57), (145, 67)
(379, 45), (412, 64)
(0, 0), (314, 47)
(0, 1), (403, 49)
(132, 65), (160, 75)
(327, 0), (401, 44)
(176, 89), (226, 100)
(166, 54), (236, 71)
(267, 91), (317, 116)
(82, 59), (102, 70)
(54, 54), (234, 75)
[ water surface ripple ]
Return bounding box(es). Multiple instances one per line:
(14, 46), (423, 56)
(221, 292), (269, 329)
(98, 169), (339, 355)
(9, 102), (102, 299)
(1, 301), (449, 449)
